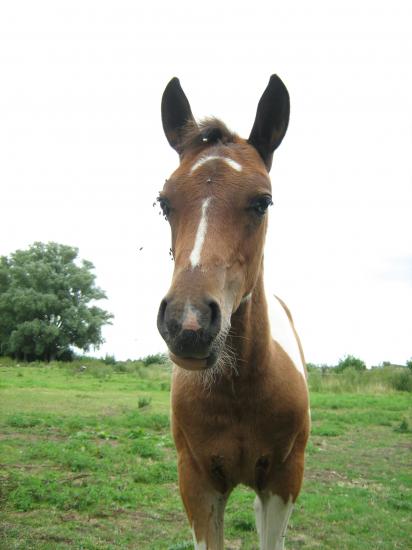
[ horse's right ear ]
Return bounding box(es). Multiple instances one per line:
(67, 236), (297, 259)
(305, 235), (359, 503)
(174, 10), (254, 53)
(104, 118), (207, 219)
(161, 77), (195, 155)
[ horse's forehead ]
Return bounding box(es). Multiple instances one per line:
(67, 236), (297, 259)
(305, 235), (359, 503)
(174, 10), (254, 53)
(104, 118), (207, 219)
(169, 145), (270, 191)
(187, 143), (263, 171)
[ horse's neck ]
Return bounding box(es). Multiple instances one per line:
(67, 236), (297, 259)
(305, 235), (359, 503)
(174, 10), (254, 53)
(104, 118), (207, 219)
(228, 271), (272, 378)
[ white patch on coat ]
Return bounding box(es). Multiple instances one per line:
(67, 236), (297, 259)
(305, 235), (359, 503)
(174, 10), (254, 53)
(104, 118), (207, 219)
(254, 493), (293, 550)
(267, 294), (306, 378)
(190, 155), (242, 173)
(240, 291), (253, 304)
(190, 197), (212, 268)
(191, 529), (207, 550)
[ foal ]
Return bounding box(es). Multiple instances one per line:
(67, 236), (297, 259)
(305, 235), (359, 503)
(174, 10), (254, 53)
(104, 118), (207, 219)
(157, 75), (310, 550)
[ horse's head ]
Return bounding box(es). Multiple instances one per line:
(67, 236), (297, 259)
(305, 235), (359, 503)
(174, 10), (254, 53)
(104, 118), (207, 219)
(157, 75), (290, 371)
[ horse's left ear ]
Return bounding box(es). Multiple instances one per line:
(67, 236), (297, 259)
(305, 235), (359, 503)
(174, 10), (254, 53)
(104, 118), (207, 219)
(161, 77), (196, 156)
(248, 75), (290, 171)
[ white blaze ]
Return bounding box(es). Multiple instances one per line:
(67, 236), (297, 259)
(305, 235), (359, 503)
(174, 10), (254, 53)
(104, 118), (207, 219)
(190, 155), (242, 173)
(190, 197), (212, 268)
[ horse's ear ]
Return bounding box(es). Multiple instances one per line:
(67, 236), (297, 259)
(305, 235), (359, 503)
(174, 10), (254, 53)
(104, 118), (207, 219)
(248, 75), (290, 171)
(161, 77), (195, 155)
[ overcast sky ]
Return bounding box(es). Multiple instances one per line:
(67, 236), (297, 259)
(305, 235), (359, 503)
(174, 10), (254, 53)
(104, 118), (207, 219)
(1, 1), (411, 366)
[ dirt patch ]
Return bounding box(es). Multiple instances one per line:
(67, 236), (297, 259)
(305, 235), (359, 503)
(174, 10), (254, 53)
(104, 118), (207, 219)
(0, 431), (65, 442)
(306, 467), (384, 492)
(225, 538), (242, 549)
(94, 437), (120, 447)
(0, 462), (61, 472)
(306, 468), (351, 483)
(291, 532), (324, 547)
(36, 533), (73, 543)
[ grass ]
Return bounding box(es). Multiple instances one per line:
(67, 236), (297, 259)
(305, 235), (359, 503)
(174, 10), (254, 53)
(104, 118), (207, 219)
(0, 360), (411, 549)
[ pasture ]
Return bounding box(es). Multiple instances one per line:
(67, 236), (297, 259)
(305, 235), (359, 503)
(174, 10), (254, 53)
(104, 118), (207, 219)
(0, 359), (411, 549)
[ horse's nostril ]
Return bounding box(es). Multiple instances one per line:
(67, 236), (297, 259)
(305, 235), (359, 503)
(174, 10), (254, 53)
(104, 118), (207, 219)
(208, 300), (221, 334)
(168, 318), (180, 338)
(158, 298), (168, 324)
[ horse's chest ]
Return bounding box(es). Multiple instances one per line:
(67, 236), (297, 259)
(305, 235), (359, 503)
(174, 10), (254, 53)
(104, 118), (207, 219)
(173, 391), (300, 491)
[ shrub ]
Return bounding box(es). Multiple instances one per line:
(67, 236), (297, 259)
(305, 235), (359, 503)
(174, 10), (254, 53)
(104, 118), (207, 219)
(306, 362), (318, 372)
(390, 371), (412, 392)
(335, 354), (366, 373)
(87, 364), (112, 380)
(112, 361), (128, 373)
(141, 353), (168, 366)
(102, 354), (116, 365)
(394, 419), (410, 433)
(308, 369), (323, 392)
(138, 396), (152, 409)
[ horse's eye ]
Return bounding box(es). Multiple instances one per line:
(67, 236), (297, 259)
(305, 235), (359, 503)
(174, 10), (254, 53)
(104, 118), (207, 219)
(251, 195), (273, 216)
(157, 197), (170, 219)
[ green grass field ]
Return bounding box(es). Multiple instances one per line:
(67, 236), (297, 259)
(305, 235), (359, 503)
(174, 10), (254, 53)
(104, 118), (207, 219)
(0, 359), (411, 549)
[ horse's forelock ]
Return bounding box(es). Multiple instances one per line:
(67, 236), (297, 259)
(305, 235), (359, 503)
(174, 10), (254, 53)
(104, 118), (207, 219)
(180, 117), (237, 155)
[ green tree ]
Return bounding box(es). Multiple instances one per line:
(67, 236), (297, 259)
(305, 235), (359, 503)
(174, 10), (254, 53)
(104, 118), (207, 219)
(335, 354), (366, 372)
(0, 242), (113, 361)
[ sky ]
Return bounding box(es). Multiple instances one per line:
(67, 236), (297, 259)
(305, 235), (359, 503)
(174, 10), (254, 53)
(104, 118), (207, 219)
(0, 1), (411, 366)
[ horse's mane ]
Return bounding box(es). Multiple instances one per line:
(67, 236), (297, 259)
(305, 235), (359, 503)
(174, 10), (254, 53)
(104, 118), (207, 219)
(180, 117), (237, 153)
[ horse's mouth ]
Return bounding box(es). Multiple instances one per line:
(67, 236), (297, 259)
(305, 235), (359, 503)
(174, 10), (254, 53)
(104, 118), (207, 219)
(169, 351), (217, 371)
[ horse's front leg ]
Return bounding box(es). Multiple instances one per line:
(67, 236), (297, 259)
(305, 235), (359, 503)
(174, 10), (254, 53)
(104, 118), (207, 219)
(177, 450), (228, 550)
(254, 492), (294, 550)
(254, 429), (308, 550)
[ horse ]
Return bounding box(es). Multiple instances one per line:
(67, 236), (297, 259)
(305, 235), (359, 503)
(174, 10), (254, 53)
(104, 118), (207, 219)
(156, 75), (310, 550)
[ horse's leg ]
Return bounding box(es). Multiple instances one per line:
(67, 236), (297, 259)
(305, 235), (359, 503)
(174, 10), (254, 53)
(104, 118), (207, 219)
(254, 492), (294, 550)
(254, 432), (307, 550)
(178, 452), (228, 550)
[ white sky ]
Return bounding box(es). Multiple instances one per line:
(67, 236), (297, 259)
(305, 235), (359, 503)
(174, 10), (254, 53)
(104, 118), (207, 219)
(1, 1), (411, 366)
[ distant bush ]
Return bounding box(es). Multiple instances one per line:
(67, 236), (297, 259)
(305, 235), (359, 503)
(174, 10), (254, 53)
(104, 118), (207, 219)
(306, 363), (332, 374)
(87, 364), (113, 380)
(112, 362), (128, 373)
(141, 353), (168, 366)
(335, 355), (366, 373)
(306, 362), (319, 372)
(308, 365), (412, 393)
(406, 358), (412, 371)
(102, 354), (116, 365)
(390, 370), (412, 392)
(112, 361), (144, 374)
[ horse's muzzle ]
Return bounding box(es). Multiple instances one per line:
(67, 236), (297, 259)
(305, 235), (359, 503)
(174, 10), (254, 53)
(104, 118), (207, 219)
(157, 296), (221, 369)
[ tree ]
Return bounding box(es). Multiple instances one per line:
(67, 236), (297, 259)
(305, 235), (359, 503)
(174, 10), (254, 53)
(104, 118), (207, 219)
(334, 354), (366, 372)
(0, 242), (113, 361)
